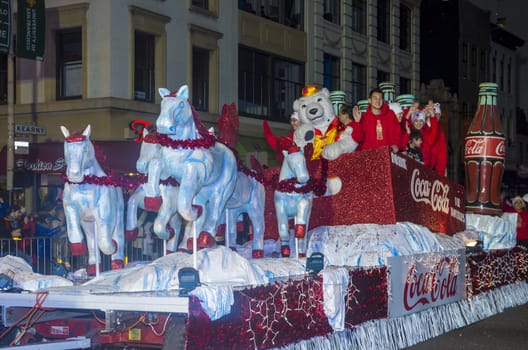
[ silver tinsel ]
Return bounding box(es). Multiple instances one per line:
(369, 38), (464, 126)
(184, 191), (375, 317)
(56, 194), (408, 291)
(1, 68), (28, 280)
(273, 281), (528, 350)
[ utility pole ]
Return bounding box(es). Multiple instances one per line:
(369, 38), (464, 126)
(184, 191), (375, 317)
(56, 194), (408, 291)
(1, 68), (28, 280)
(1, 0), (14, 205)
(7, 34), (13, 205)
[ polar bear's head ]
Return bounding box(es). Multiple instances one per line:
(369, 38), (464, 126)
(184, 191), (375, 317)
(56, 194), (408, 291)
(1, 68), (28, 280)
(293, 87), (335, 135)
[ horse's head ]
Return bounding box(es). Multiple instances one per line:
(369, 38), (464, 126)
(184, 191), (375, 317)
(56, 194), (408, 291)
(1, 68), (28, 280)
(61, 125), (96, 183)
(136, 128), (161, 174)
(156, 85), (194, 135)
(281, 147), (309, 184)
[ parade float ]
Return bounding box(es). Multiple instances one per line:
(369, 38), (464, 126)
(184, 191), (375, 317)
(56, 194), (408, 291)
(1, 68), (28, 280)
(0, 83), (527, 350)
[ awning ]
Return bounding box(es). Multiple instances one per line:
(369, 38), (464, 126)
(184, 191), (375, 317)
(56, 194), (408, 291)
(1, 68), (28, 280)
(0, 141), (142, 175)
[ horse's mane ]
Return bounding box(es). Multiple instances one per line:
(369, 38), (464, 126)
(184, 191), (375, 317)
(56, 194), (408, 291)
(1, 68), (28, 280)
(191, 105), (212, 140)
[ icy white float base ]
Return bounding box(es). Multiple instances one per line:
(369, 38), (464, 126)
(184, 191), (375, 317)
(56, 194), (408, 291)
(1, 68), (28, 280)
(277, 281), (528, 350)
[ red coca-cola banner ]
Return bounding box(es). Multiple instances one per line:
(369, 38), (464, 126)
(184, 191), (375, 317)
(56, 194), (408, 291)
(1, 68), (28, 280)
(465, 135), (505, 159)
(387, 250), (466, 318)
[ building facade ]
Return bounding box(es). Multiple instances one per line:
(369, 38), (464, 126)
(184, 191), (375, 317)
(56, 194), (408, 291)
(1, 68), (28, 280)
(0, 0), (422, 212)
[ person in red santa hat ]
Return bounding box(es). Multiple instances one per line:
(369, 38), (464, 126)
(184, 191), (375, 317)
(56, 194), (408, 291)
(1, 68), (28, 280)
(427, 101), (448, 176)
(353, 88), (401, 152)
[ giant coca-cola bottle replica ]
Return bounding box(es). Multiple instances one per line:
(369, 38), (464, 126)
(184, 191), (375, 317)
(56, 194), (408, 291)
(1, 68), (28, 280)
(464, 82), (506, 215)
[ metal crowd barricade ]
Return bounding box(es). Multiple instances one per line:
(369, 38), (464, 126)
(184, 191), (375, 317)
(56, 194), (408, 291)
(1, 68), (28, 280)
(1, 235), (167, 277)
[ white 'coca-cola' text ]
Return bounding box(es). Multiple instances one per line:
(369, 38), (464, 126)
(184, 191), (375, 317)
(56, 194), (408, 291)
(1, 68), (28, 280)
(403, 257), (459, 310)
(410, 169), (450, 213)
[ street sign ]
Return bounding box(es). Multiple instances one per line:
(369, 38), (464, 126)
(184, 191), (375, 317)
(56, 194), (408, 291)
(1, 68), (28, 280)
(15, 123), (47, 135)
(14, 139), (29, 155)
(0, 0), (11, 53)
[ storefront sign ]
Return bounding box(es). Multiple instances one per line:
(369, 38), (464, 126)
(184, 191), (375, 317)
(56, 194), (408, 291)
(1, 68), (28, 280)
(15, 123), (46, 135)
(15, 157), (65, 173)
(388, 250), (466, 318)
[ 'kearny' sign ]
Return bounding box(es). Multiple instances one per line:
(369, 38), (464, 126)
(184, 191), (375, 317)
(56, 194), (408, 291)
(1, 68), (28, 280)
(15, 124), (47, 135)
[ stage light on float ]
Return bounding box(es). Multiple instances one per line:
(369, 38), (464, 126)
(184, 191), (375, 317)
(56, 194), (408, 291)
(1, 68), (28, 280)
(465, 239), (483, 254)
(178, 267), (200, 297)
(306, 252), (325, 275)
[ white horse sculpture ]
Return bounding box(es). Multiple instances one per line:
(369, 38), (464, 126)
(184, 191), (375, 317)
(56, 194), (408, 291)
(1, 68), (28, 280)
(274, 146), (313, 258)
(125, 129), (188, 253)
(155, 85), (238, 248)
(191, 169), (266, 258)
(61, 125), (125, 275)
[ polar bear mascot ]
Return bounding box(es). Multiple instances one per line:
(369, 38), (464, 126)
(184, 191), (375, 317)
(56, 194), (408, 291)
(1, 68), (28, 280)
(293, 85), (359, 160)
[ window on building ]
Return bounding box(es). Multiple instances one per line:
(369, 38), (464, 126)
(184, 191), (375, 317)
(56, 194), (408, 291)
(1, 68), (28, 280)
(191, 0), (208, 9)
(351, 62), (366, 103)
(492, 56), (496, 82)
(480, 50), (486, 80)
(323, 54), (340, 91)
(462, 102), (469, 119)
(500, 58), (504, 91)
(134, 31), (155, 102)
(323, 0), (340, 25)
(192, 47), (209, 111)
(238, 46), (304, 122)
(377, 70), (390, 86)
(399, 4), (411, 51)
(462, 43), (468, 79)
(377, 0), (390, 43)
(507, 61), (511, 93)
(56, 28), (82, 99)
(351, 0), (366, 34)
(399, 77), (411, 94)
(239, 0), (304, 30)
(0, 53), (7, 104)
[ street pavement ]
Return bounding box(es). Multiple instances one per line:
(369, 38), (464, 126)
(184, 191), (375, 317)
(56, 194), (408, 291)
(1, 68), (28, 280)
(406, 303), (528, 349)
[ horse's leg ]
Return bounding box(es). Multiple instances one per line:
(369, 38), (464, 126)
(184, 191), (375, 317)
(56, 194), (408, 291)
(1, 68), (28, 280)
(125, 187), (143, 241)
(110, 189), (125, 269)
(153, 185), (176, 240)
(295, 196), (313, 258)
(177, 162), (205, 222)
(226, 208), (240, 249)
(274, 192), (292, 257)
(166, 212), (183, 254)
(198, 154), (237, 244)
(177, 220), (194, 252)
(63, 200), (87, 256)
(96, 188), (122, 263)
(143, 158), (164, 211)
(80, 220), (100, 275)
(295, 196), (313, 239)
(249, 181), (266, 258)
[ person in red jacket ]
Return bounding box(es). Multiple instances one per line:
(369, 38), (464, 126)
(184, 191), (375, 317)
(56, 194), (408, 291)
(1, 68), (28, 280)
(403, 110), (431, 168)
(353, 88), (401, 152)
(427, 102), (448, 176)
(263, 112), (301, 162)
(508, 196), (528, 247)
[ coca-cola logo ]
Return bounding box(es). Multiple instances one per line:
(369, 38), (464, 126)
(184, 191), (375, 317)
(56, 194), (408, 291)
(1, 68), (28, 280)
(410, 169), (450, 213)
(496, 140), (505, 156)
(465, 136), (505, 159)
(16, 158), (66, 172)
(403, 257), (459, 310)
(465, 138), (485, 156)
